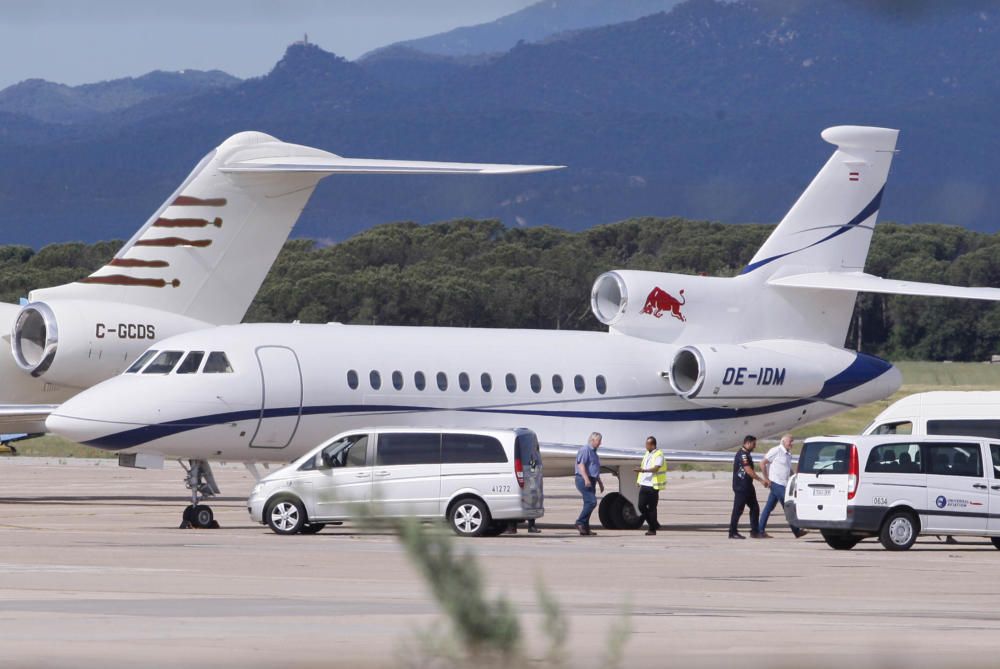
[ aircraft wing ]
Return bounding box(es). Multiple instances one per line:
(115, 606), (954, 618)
(220, 156), (564, 176)
(769, 271), (1000, 301)
(540, 443), (738, 468)
(0, 404), (59, 435)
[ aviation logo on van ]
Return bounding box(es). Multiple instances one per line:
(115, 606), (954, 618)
(935, 495), (978, 509)
(936, 495), (947, 509)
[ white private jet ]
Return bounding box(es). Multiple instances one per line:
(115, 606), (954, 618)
(0, 131), (560, 444)
(48, 126), (1000, 529)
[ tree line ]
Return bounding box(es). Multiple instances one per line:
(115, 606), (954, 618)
(1, 218), (999, 361)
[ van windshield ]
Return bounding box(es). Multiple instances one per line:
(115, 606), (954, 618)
(798, 441), (850, 475)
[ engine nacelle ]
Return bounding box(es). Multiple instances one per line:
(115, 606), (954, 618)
(667, 340), (855, 409)
(11, 299), (210, 389)
(591, 269), (708, 342)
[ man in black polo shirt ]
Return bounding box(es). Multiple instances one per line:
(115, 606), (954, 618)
(729, 435), (769, 539)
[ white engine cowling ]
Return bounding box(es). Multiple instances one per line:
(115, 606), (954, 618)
(591, 269), (712, 342)
(11, 299), (210, 389)
(667, 341), (854, 409)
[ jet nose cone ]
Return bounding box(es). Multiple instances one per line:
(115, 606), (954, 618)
(46, 390), (126, 449)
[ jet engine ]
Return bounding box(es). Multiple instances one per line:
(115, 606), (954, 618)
(666, 341), (855, 409)
(11, 300), (209, 389)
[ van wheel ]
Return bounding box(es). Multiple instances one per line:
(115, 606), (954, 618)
(879, 510), (918, 551)
(267, 497), (307, 535)
(821, 531), (860, 550)
(449, 498), (491, 537)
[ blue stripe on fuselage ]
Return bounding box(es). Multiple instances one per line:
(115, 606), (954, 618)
(80, 353), (894, 451)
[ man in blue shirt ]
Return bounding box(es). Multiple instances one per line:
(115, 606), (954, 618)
(575, 432), (604, 535)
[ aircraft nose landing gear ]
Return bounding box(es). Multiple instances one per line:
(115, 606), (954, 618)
(179, 459), (221, 529)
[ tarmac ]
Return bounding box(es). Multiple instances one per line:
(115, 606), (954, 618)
(2, 457), (1000, 668)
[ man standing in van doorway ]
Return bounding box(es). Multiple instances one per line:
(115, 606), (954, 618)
(759, 434), (808, 539)
(729, 435), (768, 539)
(634, 436), (666, 535)
(575, 432), (604, 536)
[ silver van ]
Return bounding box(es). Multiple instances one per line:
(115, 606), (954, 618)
(787, 434), (1000, 550)
(248, 427), (543, 536)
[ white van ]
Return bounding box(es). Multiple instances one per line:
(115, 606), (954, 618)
(864, 391), (1000, 439)
(248, 427), (543, 537)
(787, 434), (1000, 550)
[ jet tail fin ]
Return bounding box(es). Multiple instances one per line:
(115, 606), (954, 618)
(31, 132), (561, 325)
(741, 126), (899, 278)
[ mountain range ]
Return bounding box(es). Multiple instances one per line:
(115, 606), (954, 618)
(2, 0), (1000, 247)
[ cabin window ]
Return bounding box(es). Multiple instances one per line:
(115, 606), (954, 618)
(481, 373), (493, 392)
(574, 374), (586, 394)
(552, 374), (564, 394)
(143, 350), (183, 374)
(126, 350), (158, 374)
(392, 370), (404, 391)
(596, 375), (607, 395)
(176, 351), (205, 375)
(437, 372), (448, 391)
(203, 352), (234, 374)
(347, 370), (359, 390)
(459, 372), (470, 392)
(505, 373), (517, 393)
(530, 374), (542, 393)
(414, 371), (426, 391)
(369, 370), (382, 390)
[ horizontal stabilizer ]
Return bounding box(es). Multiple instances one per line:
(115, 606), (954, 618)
(221, 156), (564, 175)
(770, 271), (1000, 301)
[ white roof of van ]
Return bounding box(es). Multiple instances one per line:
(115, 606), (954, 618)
(871, 391), (1000, 424)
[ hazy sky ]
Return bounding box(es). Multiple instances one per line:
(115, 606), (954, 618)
(0, 0), (537, 89)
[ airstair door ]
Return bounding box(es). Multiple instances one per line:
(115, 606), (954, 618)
(250, 346), (303, 449)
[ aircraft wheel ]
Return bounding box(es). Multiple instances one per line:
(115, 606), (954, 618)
(598, 493), (621, 529)
(190, 504), (215, 529)
(613, 496), (645, 530)
(267, 497), (307, 535)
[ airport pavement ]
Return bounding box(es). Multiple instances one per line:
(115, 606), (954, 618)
(1, 457), (1000, 668)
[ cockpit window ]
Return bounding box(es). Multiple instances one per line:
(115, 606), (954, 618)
(203, 352), (233, 374)
(142, 350), (183, 374)
(126, 350), (158, 374)
(176, 351), (205, 374)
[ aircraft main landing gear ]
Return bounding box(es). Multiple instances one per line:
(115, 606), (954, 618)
(179, 459), (221, 529)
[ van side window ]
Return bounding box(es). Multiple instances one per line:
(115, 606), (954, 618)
(929, 419), (1000, 440)
(204, 352), (233, 373)
(176, 351), (205, 374)
(925, 443), (983, 478)
(376, 433), (441, 466)
(871, 421), (913, 435)
(442, 434), (507, 464)
(345, 436), (369, 467)
(303, 434), (367, 471)
(991, 444), (1000, 478)
(866, 443), (922, 473)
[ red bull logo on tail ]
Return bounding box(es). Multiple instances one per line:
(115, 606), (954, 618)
(641, 287), (686, 322)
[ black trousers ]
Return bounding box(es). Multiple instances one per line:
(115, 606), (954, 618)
(637, 486), (660, 531)
(729, 488), (759, 535)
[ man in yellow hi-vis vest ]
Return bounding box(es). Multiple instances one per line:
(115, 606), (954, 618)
(634, 436), (666, 536)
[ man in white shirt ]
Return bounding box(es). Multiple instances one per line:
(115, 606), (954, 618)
(759, 434), (807, 538)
